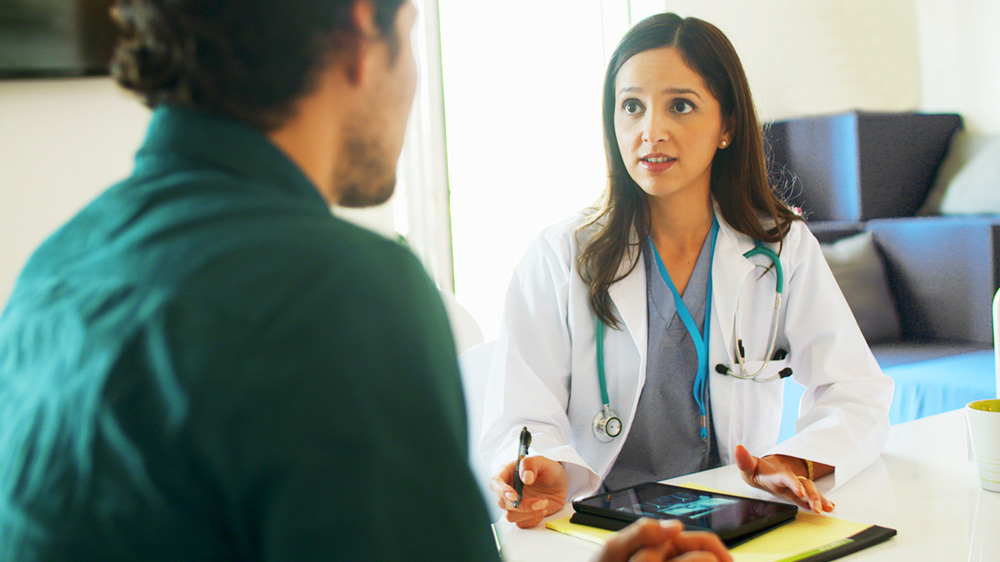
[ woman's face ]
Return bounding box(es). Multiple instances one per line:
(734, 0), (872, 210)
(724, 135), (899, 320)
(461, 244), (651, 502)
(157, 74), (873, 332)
(613, 46), (730, 204)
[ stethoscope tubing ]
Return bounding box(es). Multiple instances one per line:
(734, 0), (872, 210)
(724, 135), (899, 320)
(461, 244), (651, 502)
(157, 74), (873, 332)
(593, 234), (787, 441)
(730, 242), (785, 381)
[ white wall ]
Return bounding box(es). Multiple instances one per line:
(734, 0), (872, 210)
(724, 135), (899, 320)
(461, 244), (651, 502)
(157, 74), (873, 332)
(658, 0), (922, 121)
(660, 0), (1000, 135)
(916, 0), (1000, 134)
(0, 78), (150, 309)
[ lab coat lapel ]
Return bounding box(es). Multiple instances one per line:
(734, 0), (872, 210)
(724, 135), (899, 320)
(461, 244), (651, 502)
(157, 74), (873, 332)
(711, 211), (755, 359)
(607, 242), (648, 365)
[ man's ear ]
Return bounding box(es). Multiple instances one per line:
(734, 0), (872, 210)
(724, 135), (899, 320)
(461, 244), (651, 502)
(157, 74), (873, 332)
(344, 0), (377, 85)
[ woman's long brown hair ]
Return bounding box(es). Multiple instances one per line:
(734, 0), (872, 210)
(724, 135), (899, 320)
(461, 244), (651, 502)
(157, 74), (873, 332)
(579, 13), (801, 328)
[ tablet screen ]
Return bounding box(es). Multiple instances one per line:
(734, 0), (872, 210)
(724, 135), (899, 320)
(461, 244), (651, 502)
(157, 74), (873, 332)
(573, 482), (797, 539)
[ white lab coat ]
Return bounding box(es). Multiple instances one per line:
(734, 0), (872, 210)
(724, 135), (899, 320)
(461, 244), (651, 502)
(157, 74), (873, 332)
(479, 207), (893, 500)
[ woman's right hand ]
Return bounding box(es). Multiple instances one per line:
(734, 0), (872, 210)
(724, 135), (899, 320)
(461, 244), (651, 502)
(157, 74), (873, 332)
(489, 455), (568, 528)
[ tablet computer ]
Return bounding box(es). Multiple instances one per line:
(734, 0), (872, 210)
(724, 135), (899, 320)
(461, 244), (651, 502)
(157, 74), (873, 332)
(572, 482), (797, 543)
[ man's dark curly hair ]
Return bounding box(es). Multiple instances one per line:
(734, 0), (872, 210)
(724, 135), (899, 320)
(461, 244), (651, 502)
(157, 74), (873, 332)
(110, 0), (406, 131)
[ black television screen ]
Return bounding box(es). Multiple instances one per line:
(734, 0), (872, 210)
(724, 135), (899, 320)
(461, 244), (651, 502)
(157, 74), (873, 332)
(0, 0), (118, 78)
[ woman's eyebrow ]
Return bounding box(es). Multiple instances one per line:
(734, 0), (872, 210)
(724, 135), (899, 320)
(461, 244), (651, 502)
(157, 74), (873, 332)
(662, 87), (702, 99)
(616, 86), (703, 99)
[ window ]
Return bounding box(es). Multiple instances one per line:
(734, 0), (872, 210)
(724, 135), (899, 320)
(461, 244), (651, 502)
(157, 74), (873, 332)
(440, 1), (643, 339)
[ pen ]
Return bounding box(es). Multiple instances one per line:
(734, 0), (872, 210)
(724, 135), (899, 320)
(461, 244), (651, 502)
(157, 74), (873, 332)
(512, 426), (531, 508)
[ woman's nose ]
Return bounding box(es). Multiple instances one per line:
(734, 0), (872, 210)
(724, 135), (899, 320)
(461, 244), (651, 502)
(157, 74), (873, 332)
(640, 109), (670, 144)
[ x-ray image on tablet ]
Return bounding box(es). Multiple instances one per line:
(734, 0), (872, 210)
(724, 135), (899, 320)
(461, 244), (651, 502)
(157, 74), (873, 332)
(636, 489), (738, 520)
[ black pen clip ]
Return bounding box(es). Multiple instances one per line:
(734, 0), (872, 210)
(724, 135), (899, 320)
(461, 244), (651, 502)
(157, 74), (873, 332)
(512, 426), (531, 508)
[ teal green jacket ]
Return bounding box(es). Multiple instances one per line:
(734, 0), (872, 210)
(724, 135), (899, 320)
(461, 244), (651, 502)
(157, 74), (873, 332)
(0, 106), (498, 561)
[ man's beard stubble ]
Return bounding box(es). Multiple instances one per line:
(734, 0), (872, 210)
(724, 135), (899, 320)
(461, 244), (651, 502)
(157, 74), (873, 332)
(334, 133), (397, 209)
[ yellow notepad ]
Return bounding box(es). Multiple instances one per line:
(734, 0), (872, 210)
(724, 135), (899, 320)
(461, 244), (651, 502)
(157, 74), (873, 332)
(545, 516), (616, 545)
(546, 483), (879, 562)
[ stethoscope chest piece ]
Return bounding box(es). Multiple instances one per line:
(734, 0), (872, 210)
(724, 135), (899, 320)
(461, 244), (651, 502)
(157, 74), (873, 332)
(593, 404), (622, 442)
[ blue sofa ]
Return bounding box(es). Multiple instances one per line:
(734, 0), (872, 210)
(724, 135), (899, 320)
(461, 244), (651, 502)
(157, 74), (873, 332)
(766, 111), (999, 441)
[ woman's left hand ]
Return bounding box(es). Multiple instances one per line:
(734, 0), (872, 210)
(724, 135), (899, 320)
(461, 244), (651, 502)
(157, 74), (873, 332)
(734, 445), (834, 513)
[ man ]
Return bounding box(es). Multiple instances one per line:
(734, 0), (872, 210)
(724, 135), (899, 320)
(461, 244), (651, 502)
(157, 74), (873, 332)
(0, 1), (729, 560)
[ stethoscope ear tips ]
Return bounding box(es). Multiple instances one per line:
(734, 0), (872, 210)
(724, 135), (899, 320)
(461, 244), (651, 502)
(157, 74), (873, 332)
(715, 362), (794, 381)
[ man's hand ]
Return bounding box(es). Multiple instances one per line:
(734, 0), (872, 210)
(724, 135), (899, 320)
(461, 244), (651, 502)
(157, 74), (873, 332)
(594, 519), (732, 562)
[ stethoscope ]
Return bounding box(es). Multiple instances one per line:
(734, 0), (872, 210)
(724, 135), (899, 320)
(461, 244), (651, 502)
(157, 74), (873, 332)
(592, 222), (789, 443)
(714, 241), (792, 383)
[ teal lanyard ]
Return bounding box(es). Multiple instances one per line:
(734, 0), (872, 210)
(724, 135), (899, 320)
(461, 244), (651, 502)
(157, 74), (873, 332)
(650, 218), (719, 439)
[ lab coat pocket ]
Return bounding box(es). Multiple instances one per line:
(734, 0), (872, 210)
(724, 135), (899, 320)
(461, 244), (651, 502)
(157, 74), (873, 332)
(734, 358), (792, 383)
(725, 359), (790, 451)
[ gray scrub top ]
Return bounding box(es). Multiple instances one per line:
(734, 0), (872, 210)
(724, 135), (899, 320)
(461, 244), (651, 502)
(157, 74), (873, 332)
(603, 235), (721, 491)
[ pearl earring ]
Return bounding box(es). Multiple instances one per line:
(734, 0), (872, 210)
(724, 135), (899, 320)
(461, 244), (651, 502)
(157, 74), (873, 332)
(720, 140), (728, 148)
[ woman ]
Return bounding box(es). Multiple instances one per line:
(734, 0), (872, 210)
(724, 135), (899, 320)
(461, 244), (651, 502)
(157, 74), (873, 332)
(480, 13), (893, 529)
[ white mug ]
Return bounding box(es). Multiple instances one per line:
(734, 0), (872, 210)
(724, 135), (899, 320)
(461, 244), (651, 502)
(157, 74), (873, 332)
(966, 399), (1000, 493)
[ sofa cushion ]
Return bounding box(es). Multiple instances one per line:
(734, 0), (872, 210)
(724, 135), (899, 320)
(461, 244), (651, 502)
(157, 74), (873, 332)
(867, 216), (1000, 344)
(884, 350), (996, 425)
(919, 132), (1000, 215)
(918, 129), (979, 214)
(779, 349), (995, 442)
(806, 221), (864, 243)
(939, 136), (1000, 214)
(819, 231), (901, 343)
(869, 339), (993, 369)
(769, 111), (962, 221)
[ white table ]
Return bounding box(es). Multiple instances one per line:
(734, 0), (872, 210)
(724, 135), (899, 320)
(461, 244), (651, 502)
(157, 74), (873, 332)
(497, 409), (1000, 561)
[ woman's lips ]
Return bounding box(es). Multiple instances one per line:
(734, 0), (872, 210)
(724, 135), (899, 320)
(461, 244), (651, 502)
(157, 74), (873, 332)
(639, 154), (676, 173)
